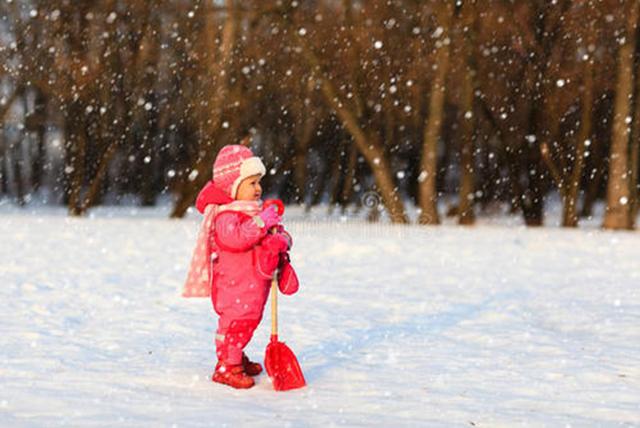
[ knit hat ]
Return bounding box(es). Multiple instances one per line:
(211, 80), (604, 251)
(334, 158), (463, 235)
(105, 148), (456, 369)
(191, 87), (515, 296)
(213, 145), (266, 199)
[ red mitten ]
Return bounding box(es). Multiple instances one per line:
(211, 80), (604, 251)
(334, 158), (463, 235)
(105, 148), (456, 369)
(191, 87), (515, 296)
(278, 253), (299, 295)
(255, 233), (289, 280)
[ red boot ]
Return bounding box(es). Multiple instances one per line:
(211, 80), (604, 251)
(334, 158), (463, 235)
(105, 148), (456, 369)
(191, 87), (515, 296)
(242, 353), (263, 377)
(212, 362), (255, 389)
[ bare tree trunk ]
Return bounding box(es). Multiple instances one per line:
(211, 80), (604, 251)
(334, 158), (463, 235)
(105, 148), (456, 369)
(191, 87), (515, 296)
(11, 142), (26, 206)
(630, 20), (640, 224)
(0, 132), (7, 196)
(562, 57), (594, 227)
(458, 108), (476, 225)
(456, 2), (477, 225)
(328, 141), (345, 213)
(603, 0), (638, 230)
(18, 95), (31, 203)
(544, 54), (595, 227)
(29, 89), (47, 193)
(297, 38), (408, 223)
(341, 144), (358, 213)
(419, 4), (454, 225)
(521, 117), (547, 226)
(79, 141), (119, 213)
(0, 89), (20, 198)
(631, 117), (640, 223)
(581, 153), (605, 218)
(511, 3), (573, 226)
(66, 109), (87, 217)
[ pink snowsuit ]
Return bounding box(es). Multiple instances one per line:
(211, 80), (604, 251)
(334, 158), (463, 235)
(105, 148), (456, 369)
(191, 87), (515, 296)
(212, 208), (272, 364)
(183, 181), (296, 365)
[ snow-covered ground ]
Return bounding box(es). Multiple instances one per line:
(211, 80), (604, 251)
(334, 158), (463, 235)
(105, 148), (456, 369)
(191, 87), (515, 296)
(1, 204), (640, 427)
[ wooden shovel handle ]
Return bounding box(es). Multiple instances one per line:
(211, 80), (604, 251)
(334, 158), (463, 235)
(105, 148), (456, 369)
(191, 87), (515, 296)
(271, 270), (278, 336)
(268, 225), (280, 337)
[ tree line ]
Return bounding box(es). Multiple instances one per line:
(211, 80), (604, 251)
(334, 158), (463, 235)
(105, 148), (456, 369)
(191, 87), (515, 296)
(1, 0), (639, 229)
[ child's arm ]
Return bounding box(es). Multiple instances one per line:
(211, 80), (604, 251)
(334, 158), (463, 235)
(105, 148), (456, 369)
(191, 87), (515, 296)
(214, 211), (268, 252)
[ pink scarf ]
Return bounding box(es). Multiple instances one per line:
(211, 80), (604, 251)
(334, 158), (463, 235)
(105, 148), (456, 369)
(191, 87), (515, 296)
(182, 200), (262, 297)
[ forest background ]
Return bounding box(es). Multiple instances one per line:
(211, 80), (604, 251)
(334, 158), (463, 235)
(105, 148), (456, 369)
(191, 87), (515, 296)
(2, 0), (639, 230)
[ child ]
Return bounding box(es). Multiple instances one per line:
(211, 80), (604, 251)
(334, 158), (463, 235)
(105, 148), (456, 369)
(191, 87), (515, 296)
(183, 144), (300, 389)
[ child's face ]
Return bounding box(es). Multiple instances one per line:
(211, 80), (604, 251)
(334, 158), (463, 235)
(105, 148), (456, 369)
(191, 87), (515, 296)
(236, 174), (263, 201)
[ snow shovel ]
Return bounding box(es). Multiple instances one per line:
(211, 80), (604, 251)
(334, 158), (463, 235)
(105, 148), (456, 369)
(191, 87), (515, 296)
(264, 272), (306, 391)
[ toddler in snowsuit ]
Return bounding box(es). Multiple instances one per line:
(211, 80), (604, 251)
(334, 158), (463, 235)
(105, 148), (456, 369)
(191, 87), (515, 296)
(183, 144), (300, 389)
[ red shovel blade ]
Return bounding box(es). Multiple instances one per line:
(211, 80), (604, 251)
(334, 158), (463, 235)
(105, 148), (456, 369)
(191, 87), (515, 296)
(264, 335), (306, 391)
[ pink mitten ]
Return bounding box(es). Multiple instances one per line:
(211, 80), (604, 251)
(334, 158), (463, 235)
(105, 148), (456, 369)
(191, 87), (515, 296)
(255, 233), (289, 279)
(258, 206), (282, 230)
(278, 253), (299, 295)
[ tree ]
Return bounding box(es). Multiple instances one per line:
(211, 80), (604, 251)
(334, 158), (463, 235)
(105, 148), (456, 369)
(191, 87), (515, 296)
(603, 1), (638, 230)
(292, 1), (410, 223)
(451, 0), (477, 225)
(418, 2), (455, 225)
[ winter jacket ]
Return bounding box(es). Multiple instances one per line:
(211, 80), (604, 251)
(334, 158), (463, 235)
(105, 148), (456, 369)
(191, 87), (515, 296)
(183, 181), (298, 313)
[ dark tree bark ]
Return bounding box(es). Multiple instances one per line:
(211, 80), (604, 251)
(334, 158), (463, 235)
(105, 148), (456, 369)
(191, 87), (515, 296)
(419, 3), (454, 225)
(540, 55), (594, 227)
(603, 0), (638, 230)
(28, 89), (47, 193)
(455, 1), (477, 225)
(65, 101), (88, 216)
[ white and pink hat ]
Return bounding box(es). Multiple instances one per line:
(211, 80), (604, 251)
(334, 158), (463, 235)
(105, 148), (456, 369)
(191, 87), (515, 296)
(213, 145), (266, 199)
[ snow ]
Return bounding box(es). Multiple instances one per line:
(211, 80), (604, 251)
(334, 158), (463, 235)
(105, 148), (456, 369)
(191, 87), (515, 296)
(1, 205), (640, 426)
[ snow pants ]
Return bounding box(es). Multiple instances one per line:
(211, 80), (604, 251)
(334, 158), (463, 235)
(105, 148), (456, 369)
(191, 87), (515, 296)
(214, 317), (261, 365)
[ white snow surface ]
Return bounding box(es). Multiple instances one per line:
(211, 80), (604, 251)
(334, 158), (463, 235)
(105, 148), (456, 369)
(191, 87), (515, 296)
(1, 205), (640, 427)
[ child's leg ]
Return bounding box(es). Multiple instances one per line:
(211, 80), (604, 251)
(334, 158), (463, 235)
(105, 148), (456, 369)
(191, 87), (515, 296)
(215, 317), (260, 365)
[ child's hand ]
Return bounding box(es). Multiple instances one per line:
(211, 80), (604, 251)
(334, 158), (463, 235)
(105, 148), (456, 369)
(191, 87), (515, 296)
(258, 205), (282, 230)
(263, 198), (285, 216)
(261, 233), (289, 254)
(255, 233), (289, 279)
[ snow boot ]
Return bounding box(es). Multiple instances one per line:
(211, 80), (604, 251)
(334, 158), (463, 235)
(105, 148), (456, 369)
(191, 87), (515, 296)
(212, 362), (255, 389)
(242, 353), (263, 377)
